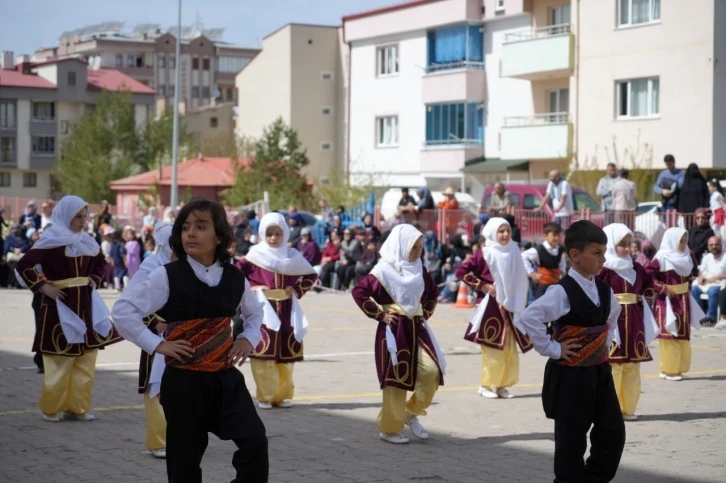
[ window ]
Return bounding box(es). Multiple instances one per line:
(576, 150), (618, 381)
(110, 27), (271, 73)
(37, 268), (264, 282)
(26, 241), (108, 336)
(547, 88), (569, 122)
(1, 138), (15, 163)
(32, 136), (55, 155)
(496, 0), (505, 10)
(158, 55), (166, 68)
(616, 77), (659, 118)
(60, 120), (70, 134)
(550, 5), (571, 33)
(226, 87), (234, 101)
(23, 173), (37, 187)
(32, 102), (55, 121)
(376, 116), (399, 147)
(0, 172), (10, 187)
(523, 194), (541, 210)
(321, 107), (332, 116)
(376, 45), (399, 77)
(192, 86), (200, 98)
(67, 71), (76, 86)
(202, 58), (211, 70)
(619, 0), (660, 27)
(425, 102), (483, 145)
(192, 57), (200, 70)
(321, 142), (333, 151)
(158, 85), (166, 97)
(135, 54), (144, 67)
(115, 54), (123, 67)
(321, 71), (333, 80)
(169, 56), (176, 69)
(202, 87), (211, 98)
(126, 54), (135, 68)
(210, 117), (218, 128)
(0, 102), (16, 128)
(218, 56), (250, 73)
(427, 25), (484, 72)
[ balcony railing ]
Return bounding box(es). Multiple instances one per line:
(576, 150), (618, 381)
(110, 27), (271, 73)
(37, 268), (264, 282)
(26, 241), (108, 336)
(426, 60), (485, 73)
(504, 23), (571, 44)
(32, 116), (55, 122)
(424, 138), (483, 147)
(503, 112), (570, 127)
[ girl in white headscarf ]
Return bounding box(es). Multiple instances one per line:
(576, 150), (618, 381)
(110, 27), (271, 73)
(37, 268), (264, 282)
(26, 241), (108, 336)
(648, 227), (703, 381)
(16, 195), (122, 422)
(237, 213), (318, 409)
(351, 224), (445, 445)
(598, 224), (658, 421)
(456, 217), (533, 400)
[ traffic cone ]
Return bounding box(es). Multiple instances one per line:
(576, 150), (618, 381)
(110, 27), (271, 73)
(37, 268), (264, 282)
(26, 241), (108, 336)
(454, 282), (474, 309)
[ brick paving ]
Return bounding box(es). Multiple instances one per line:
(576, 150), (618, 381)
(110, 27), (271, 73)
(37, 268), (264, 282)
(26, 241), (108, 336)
(1, 289), (725, 482)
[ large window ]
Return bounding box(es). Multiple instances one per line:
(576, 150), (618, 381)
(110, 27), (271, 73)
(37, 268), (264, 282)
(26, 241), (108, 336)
(617, 77), (659, 118)
(425, 102), (483, 145)
(115, 54), (123, 67)
(32, 102), (55, 121)
(547, 88), (569, 122)
(23, 173), (37, 187)
(32, 136), (55, 155)
(619, 0), (660, 27)
(0, 172), (10, 187)
(427, 25), (483, 72)
(218, 56), (250, 73)
(376, 116), (399, 147)
(1, 137), (15, 163)
(376, 45), (399, 77)
(0, 102), (15, 128)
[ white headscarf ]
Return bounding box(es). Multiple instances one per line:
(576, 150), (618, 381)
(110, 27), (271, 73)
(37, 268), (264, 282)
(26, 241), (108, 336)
(32, 195), (99, 256)
(481, 218), (528, 322)
(603, 223), (636, 285)
(126, 223), (174, 290)
(654, 227), (693, 276)
(370, 224), (424, 318)
(245, 213), (315, 275)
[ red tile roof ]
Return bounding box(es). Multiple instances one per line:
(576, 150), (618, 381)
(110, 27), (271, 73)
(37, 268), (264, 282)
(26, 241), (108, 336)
(109, 157), (251, 190)
(87, 69), (156, 95)
(342, 0), (439, 21)
(0, 69), (56, 89)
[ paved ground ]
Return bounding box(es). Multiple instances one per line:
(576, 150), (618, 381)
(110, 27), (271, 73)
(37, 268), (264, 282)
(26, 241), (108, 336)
(1, 288), (725, 483)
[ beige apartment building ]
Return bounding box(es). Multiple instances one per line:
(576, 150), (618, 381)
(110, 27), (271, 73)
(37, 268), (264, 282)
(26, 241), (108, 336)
(235, 24), (347, 184)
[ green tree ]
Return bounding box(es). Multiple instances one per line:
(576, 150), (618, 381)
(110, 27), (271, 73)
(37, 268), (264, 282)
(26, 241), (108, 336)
(223, 117), (311, 209)
(55, 91), (139, 202)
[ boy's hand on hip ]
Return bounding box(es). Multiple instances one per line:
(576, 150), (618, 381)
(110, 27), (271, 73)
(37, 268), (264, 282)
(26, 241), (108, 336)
(156, 340), (194, 363)
(229, 338), (254, 366)
(559, 338), (581, 363)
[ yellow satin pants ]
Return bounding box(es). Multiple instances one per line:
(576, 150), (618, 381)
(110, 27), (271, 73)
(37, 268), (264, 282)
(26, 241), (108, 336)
(611, 363), (641, 416)
(480, 333), (519, 389)
(144, 392), (166, 451)
(659, 339), (692, 375)
(39, 350), (98, 416)
(250, 359), (295, 404)
(378, 347), (440, 434)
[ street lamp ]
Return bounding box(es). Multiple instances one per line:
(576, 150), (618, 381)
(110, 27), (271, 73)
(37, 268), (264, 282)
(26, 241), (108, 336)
(170, 0), (182, 209)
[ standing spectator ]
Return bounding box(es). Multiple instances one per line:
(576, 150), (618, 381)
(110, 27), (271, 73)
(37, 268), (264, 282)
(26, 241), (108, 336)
(40, 201), (53, 230)
(611, 168), (638, 227)
(537, 170), (574, 229)
(438, 187), (460, 235)
(678, 163), (709, 217)
(3, 224), (30, 287)
(354, 237), (379, 284)
(691, 236), (726, 326)
(247, 210), (260, 236)
(96, 200), (113, 228)
(319, 199), (334, 224)
(19, 200), (41, 234)
(235, 229), (253, 258)
(336, 228), (362, 290)
(101, 226), (115, 288)
(288, 213), (303, 247)
(111, 230), (127, 291)
(124, 227), (142, 279)
(487, 182), (512, 216)
(688, 208), (715, 264)
(297, 227), (321, 266)
(416, 187), (435, 213)
(234, 212), (249, 249)
(142, 206), (158, 230)
(596, 163), (619, 219)
(708, 179), (726, 238)
(654, 154), (685, 214)
(319, 231), (342, 289)
(398, 187), (416, 209)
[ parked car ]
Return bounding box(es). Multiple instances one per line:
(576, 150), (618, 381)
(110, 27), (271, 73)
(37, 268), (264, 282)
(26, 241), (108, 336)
(379, 188), (480, 221)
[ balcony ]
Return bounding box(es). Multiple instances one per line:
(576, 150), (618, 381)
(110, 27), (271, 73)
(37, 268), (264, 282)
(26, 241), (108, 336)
(500, 113), (572, 161)
(501, 24), (574, 80)
(422, 65), (487, 104)
(420, 145), (482, 174)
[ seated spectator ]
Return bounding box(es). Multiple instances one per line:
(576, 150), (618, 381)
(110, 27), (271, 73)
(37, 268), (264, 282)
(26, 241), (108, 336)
(691, 236), (726, 326)
(336, 228), (362, 290)
(235, 229), (253, 259)
(355, 237), (378, 285)
(636, 239), (656, 270)
(19, 200), (41, 234)
(297, 227), (321, 266)
(3, 224), (30, 288)
(319, 231), (341, 289)
(416, 187), (435, 213)
(488, 182), (512, 216)
(689, 208), (715, 264)
(247, 210), (260, 236)
(336, 205), (351, 223)
(360, 213), (381, 243)
(423, 230), (443, 285)
(288, 213), (303, 247)
(326, 215), (344, 238)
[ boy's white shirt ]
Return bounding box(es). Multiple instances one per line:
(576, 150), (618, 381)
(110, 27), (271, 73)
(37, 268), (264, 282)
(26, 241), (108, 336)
(111, 256), (264, 355)
(521, 240), (567, 275)
(518, 268), (622, 360)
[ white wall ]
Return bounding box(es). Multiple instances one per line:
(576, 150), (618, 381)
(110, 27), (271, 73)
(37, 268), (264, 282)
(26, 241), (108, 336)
(16, 100), (31, 170)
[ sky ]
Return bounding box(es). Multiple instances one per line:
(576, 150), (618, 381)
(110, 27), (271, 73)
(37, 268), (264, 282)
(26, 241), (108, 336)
(0, 0), (402, 55)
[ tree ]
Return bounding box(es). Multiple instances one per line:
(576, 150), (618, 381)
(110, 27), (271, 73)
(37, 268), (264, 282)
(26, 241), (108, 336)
(139, 107), (193, 175)
(55, 91), (139, 202)
(223, 117), (312, 209)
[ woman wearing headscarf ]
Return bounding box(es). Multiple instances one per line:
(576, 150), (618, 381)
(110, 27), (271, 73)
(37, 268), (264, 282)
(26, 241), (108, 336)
(296, 227), (321, 266)
(636, 239), (656, 270)
(237, 213), (318, 409)
(361, 213), (381, 243)
(647, 227), (703, 381)
(455, 218), (532, 399)
(415, 187), (435, 213)
(598, 224), (658, 421)
(351, 224), (445, 445)
(687, 207), (715, 264)
(16, 195), (122, 422)
(677, 163), (709, 216)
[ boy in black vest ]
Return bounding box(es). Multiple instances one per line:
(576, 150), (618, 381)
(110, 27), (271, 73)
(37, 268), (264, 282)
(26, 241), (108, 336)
(521, 222), (567, 299)
(112, 199), (269, 483)
(519, 220), (625, 482)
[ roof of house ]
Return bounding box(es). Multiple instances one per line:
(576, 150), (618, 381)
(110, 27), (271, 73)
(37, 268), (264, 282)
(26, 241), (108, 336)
(30, 57), (88, 68)
(342, 0), (439, 22)
(109, 156), (250, 190)
(0, 69), (56, 89)
(87, 68), (156, 94)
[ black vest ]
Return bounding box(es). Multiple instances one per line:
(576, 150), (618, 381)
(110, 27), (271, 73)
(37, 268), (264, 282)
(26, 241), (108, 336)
(554, 275), (611, 329)
(156, 259), (245, 322)
(536, 244), (564, 269)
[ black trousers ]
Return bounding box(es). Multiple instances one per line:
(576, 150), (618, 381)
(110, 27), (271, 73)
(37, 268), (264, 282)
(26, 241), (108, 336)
(718, 288), (726, 318)
(543, 362), (625, 483)
(336, 263), (355, 290)
(31, 294), (43, 370)
(160, 366), (269, 483)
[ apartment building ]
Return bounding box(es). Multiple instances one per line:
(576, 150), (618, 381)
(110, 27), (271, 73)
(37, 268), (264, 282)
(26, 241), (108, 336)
(235, 24), (347, 184)
(0, 53), (155, 198)
(184, 101), (236, 149)
(32, 22), (258, 110)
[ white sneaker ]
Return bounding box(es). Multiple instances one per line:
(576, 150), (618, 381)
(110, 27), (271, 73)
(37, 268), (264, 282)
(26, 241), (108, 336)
(664, 374), (683, 381)
(496, 388), (515, 399)
(716, 319), (726, 330)
(405, 415), (429, 440)
(379, 432), (409, 444)
(274, 400), (293, 408)
(257, 402), (273, 409)
(622, 414), (639, 422)
(151, 449), (166, 459)
(42, 413), (62, 422)
(478, 386), (499, 399)
(659, 372), (667, 380)
(64, 412), (95, 421)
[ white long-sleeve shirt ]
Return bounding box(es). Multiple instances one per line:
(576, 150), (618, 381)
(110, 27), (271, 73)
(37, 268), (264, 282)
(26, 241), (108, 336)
(521, 240), (568, 275)
(519, 268), (621, 360)
(111, 257), (264, 355)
